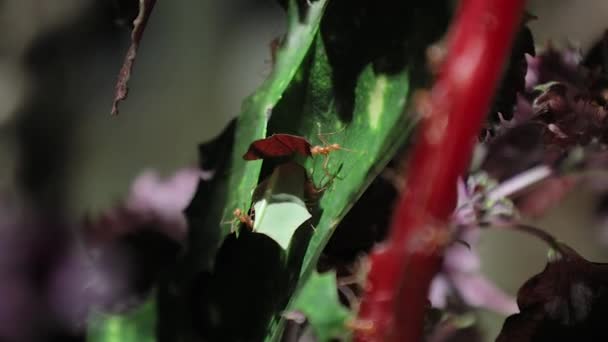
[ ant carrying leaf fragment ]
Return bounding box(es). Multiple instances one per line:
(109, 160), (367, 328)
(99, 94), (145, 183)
(242, 127), (353, 160)
(233, 208), (254, 229)
(243, 134), (313, 160)
(242, 128), (355, 185)
(222, 208), (254, 232)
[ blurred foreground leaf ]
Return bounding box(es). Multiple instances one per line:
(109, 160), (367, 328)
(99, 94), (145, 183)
(291, 271), (352, 342)
(157, 120), (236, 341)
(88, 297), (155, 342)
(191, 163), (313, 341)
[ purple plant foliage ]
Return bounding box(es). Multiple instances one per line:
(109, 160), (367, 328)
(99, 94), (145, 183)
(0, 167), (201, 340)
(0, 194), (68, 340)
(525, 46), (586, 91)
(481, 34), (608, 340)
(483, 40), (608, 220)
(46, 243), (135, 330)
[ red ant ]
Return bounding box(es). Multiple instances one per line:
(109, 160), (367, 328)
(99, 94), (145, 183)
(309, 126), (356, 186)
(223, 208), (254, 232)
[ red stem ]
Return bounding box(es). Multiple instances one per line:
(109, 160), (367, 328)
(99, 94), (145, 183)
(355, 1), (526, 341)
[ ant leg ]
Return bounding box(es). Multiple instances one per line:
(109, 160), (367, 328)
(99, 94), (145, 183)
(322, 154), (344, 181)
(322, 154), (332, 179)
(317, 155), (342, 191)
(306, 155), (332, 192)
(222, 218), (239, 233)
(317, 129), (359, 154)
(316, 122), (348, 145)
(310, 163), (326, 193)
(316, 122), (347, 137)
(318, 134), (329, 147)
(221, 210), (241, 232)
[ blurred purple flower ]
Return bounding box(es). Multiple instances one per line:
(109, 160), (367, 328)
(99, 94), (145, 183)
(0, 194), (62, 341)
(86, 167), (202, 243)
(46, 243), (134, 330)
(0, 166), (202, 340)
(52, 167), (201, 328)
(429, 179), (518, 316)
(430, 229), (518, 315)
(126, 168), (202, 238)
(0, 279), (38, 341)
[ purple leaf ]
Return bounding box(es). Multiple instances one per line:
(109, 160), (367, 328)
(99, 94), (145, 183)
(497, 244), (608, 341)
(525, 45), (586, 91)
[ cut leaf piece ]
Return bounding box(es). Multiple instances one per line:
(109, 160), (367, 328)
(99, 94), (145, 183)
(87, 296), (156, 342)
(243, 134), (312, 160)
(253, 162), (312, 250)
(291, 271), (352, 342)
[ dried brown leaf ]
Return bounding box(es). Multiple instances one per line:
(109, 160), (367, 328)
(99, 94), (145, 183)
(111, 0), (157, 115)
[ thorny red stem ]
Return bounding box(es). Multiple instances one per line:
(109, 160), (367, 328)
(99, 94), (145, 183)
(355, 0), (526, 341)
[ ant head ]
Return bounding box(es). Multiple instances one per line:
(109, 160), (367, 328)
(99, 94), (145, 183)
(233, 208), (242, 216)
(329, 143), (340, 150)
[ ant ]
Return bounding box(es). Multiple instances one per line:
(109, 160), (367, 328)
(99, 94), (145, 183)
(222, 208), (254, 232)
(309, 125), (355, 186)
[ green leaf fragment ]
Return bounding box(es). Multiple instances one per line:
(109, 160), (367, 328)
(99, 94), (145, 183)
(291, 271), (353, 342)
(253, 163), (312, 250)
(87, 297), (156, 342)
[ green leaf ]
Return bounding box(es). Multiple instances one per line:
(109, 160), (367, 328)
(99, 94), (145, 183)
(296, 52), (414, 277)
(291, 271), (353, 342)
(264, 2), (450, 339)
(221, 0), (328, 238)
(185, 2), (450, 342)
(253, 163), (312, 250)
(173, 2), (328, 340)
(87, 298), (156, 342)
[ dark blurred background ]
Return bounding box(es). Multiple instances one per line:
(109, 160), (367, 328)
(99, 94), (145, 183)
(0, 1), (607, 341)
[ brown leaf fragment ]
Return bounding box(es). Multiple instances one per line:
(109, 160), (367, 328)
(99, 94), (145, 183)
(111, 0), (157, 115)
